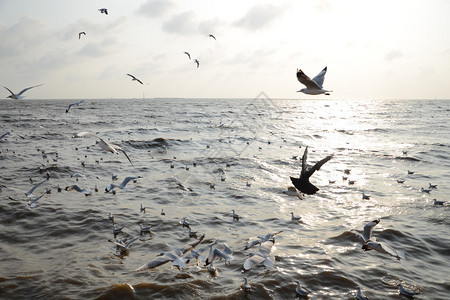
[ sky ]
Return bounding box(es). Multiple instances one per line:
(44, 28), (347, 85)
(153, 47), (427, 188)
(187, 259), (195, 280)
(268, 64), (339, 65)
(0, 0), (449, 100)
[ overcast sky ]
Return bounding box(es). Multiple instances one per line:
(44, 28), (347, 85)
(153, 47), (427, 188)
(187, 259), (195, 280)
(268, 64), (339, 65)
(0, 0), (449, 100)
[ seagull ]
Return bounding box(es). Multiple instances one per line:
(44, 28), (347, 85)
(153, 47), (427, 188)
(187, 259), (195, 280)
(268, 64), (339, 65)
(232, 209), (240, 221)
(294, 280), (309, 297)
(78, 32), (86, 39)
(429, 183), (437, 189)
(161, 208), (166, 215)
(65, 185), (91, 195)
(105, 176), (142, 193)
(242, 277), (251, 292)
(188, 227), (197, 238)
(72, 131), (95, 138)
(290, 212), (301, 222)
(361, 219), (405, 260)
(205, 243), (233, 266)
(407, 170), (414, 175)
(290, 146), (333, 195)
(0, 131), (11, 140)
(28, 191), (47, 208)
(3, 84), (44, 99)
(113, 225), (124, 235)
(98, 8), (108, 15)
(357, 219), (380, 243)
(421, 187), (431, 194)
(283, 186), (303, 199)
(184, 51), (191, 60)
(126, 74), (143, 85)
(140, 203), (146, 213)
(398, 283), (419, 297)
(356, 286), (369, 300)
(433, 199), (444, 206)
(25, 178), (47, 198)
(66, 100), (84, 113)
(112, 235), (140, 253)
(296, 67), (331, 95)
(108, 212), (114, 223)
(194, 59), (199, 68)
(397, 179), (405, 184)
(140, 224), (152, 235)
(244, 231), (283, 250)
(180, 217), (190, 228)
(362, 193), (371, 200)
(243, 239), (275, 271)
(208, 34), (216, 40)
(136, 234), (205, 271)
(96, 137), (132, 164)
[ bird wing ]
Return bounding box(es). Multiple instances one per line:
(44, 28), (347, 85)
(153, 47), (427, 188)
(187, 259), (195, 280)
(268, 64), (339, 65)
(136, 79), (143, 85)
(184, 52), (191, 59)
(297, 69), (321, 90)
(362, 219), (380, 242)
(209, 34), (216, 40)
(263, 256), (275, 268)
(3, 86), (16, 97)
(119, 176), (140, 189)
(25, 179), (47, 197)
(66, 103), (73, 113)
(124, 236), (140, 248)
(223, 243), (233, 255)
(259, 240), (274, 256)
(127, 74), (136, 80)
(136, 256), (170, 271)
(112, 144), (132, 164)
(176, 234), (205, 255)
(311, 67), (327, 89)
(378, 242), (405, 259)
(97, 138), (117, 154)
(300, 146), (309, 177)
(243, 255), (265, 271)
(245, 239), (260, 250)
(305, 154), (333, 178)
(17, 84), (44, 96)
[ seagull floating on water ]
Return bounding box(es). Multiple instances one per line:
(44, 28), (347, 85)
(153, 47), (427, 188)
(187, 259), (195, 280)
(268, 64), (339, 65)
(356, 286), (369, 300)
(78, 32), (86, 39)
(140, 224), (152, 235)
(433, 199), (444, 206)
(362, 193), (371, 200)
(126, 74), (143, 85)
(140, 203), (146, 213)
(294, 280), (309, 297)
(232, 209), (240, 221)
(296, 67), (331, 95)
(98, 8), (108, 15)
(242, 277), (251, 292)
(429, 183), (437, 189)
(398, 283), (419, 297)
(291, 212), (301, 222)
(421, 187), (431, 194)
(3, 84), (44, 99)
(290, 146), (333, 195)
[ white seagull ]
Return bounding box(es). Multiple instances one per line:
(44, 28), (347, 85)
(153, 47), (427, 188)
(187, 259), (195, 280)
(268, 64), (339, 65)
(112, 235), (140, 253)
(296, 67), (331, 95)
(244, 231), (283, 250)
(205, 243), (233, 266)
(126, 74), (143, 85)
(360, 219), (405, 260)
(25, 178), (47, 198)
(105, 176), (142, 193)
(243, 239), (276, 271)
(294, 280), (309, 297)
(357, 219), (380, 243)
(3, 84), (44, 99)
(291, 212), (301, 222)
(98, 8), (108, 15)
(96, 137), (132, 164)
(356, 286), (369, 300)
(232, 209), (240, 221)
(242, 277), (251, 292)
(28, 191), (47, 208)
(66, 100), (84, 113)
(65, 185), (91, 195)
(78, 32), (86, 39)
(136, 234), (204, 271)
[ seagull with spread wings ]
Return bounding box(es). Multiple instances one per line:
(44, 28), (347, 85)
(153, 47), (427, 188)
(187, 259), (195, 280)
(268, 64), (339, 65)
(3, 84), (44, 99)
(296, 67), (332, 95)
(78, 32), (86, 39)
(290, 147), (333, 195)
(126, 74), (143, 85)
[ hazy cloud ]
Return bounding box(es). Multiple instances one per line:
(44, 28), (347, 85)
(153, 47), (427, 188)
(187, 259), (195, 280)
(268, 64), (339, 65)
(234, 3), (290, 31)
(137, 0), (175, 18)
(162, 11), (197, 35)
(385, 49), (404, 61)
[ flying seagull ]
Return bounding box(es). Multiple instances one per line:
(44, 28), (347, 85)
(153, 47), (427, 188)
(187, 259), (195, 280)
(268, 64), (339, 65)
(98, 8), (108, 15)
(296, 67), (332, 95)
(126, 74), (143, 85)
(208, 34), (216, 40)
(96, 137), (132, 164)
(136, 234), (205, 271)
(290, 146), (333, 195)
(184, 51), (191, 60)
(194, 59), (200, 68)
(105, 176), (142, 193)
(3, 84), (44, 99)
(66, 100), (84, 113)
(78, 32), (86, 39)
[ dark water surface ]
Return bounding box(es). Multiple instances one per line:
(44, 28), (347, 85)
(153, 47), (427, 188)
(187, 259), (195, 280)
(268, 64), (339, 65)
(0, 98), (449, 299)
